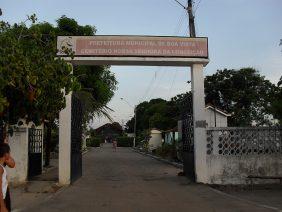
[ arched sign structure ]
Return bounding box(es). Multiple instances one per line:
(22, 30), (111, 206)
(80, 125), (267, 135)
(57, 35), (209, 185)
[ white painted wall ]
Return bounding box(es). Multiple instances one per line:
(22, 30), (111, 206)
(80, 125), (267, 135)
(7, 122), (44, 185)
(207, 154), (282, 185)
(59, 92), (72, 185)
(7, 128), (28, 185)
(191, 64), (208, 183)
(148, 129), (162, 151)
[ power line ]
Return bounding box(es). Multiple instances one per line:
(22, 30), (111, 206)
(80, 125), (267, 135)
(173, 9), (186, 35)
(194, 0), (203, 14)
(168, 70), (178, 97)
(147, 69), (168, 100)
(138, 70), (158, 102)
(139, 5), (187, 102)
(167, 0), (199, 98)
(172, 0), (186, 9)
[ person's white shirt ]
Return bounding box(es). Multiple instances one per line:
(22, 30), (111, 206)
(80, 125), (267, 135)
(0, 164), (7, 199)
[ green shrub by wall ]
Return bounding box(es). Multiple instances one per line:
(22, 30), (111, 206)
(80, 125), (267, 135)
(116, 137), (134, 147)
(86, 137), (103, 147)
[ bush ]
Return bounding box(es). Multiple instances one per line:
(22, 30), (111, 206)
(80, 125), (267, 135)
(155, 143), (177, 160)
(116, 137), (134, 147)
(86, 137), (103, 147)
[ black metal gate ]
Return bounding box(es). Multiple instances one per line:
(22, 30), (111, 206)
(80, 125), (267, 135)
(71, 93), (83, 183)
(181, 94), (195, 181)
(28, 128), (43, 179)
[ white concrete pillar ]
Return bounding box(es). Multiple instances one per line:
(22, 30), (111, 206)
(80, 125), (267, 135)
(191, 64), (208, 183)
(59, 63), (73, 185)
(59, 91), (72, 185)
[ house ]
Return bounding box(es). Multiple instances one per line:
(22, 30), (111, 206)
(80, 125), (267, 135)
(95, 122), (123, 143)
(178, 105), (231, 143)
(163, 127), (179, 144)
(205, 105), (231, 127)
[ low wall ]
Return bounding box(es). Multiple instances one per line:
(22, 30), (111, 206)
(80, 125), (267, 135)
(7, 123), (44, 185)
(207, 154), (282, 184)
(206, 127), (282, 185)
(7, 128), (29, 184)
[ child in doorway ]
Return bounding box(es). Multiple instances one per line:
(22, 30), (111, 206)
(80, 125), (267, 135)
(0, 143), (12, 212)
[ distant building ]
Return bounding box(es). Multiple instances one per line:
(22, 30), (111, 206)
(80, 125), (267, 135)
(178, 105), (231, 143)
(95, 122), (123, 143)
(163, 127), (179, 145)
(205, 105), (231, 127)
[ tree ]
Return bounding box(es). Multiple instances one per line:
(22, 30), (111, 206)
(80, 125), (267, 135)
(42, 16), (117, 166)
(125, 68), (279, 132)
(205, 68), (277, 126)
(270, 76), (282, 124)
(0, 15), (76, 143)
(0, 15), (117, 166)
(55, 16), (117, 127)
(125, 98), (180, 134)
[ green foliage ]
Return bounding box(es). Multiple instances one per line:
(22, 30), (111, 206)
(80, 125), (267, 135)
(86, 137), (103, 147)
(270, 76), (282, 124)
(135, 130), (150, 149)
(0, 15), (75, 126)
(155, 143), (177, 160)
(55, 15), (118, 126)
(126, 68), (280, 131)
(0, 15), (117, 132)
(125, 98), (180, 134)
(116, 136), (134, 147)
(205, 68), (278, 126)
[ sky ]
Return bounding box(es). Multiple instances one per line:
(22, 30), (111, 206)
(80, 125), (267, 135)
(1, 0), (282, 128)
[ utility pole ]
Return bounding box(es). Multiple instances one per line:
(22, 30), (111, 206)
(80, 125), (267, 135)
(133, 107), (137, 148)
(173, 0), (196, 37)
(187, 0), (196, 37)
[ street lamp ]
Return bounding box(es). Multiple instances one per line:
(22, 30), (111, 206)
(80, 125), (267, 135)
(120, 98), (137, 147)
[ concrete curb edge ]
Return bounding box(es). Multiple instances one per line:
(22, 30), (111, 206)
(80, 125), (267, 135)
(132, 148), (183, 169)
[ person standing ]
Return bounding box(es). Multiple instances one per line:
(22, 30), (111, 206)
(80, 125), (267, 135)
(113, 139), (117, 152)
(0, 143), (13, 212)
(2, 134), (15, 212)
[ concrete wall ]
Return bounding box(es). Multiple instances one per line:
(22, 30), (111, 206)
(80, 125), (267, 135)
(206, 127), (282, 185)
(7, 122), (44, 185)
(207, 154), (282, 185)
(7, 128), (28, 184)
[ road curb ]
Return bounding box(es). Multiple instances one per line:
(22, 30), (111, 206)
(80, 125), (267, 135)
(132, 148), (183, 169)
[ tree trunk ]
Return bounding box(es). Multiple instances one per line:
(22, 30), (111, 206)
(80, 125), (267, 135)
(44, 123), (52, 167)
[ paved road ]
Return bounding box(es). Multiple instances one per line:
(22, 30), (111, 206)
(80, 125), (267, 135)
(26, 144), (274, 212)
